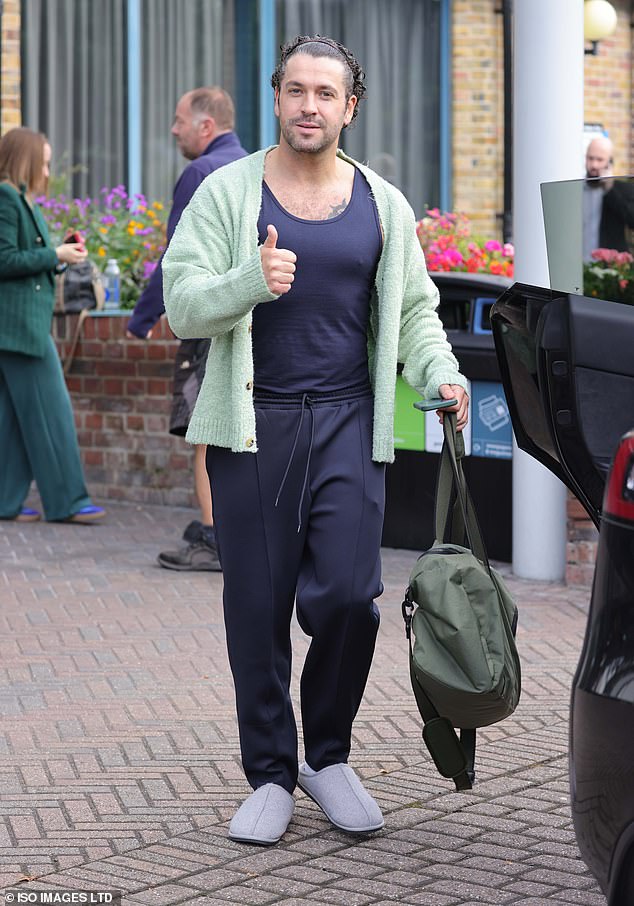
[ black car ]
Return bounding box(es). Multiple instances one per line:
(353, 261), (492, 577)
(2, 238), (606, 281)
(490, 174), (634, 904)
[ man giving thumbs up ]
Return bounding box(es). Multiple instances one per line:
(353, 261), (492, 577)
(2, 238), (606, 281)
(259, 224), (296, 296)
(163, 34), (468, 847)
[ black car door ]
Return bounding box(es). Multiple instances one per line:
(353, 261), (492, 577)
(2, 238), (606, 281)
(490, 283), (634, 528)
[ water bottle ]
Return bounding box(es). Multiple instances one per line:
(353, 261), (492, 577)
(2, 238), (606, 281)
(103, 258), (121, 310)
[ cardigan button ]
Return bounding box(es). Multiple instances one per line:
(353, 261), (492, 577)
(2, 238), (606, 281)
(35, 236), (42, 244)
(248, 324), (252, 334)
(245, 437), (254, 448)
(246, 381), (253, 391)
(35, 284), (41, 291)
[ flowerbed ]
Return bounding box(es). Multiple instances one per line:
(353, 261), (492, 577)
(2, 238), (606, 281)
(417, 209), (514, 277)
(37, 186), (168, 308)
(583, 248), (634, 305)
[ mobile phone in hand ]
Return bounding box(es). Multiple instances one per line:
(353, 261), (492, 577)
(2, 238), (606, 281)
(414, 397), (458, 412)
(64, 230), (85, 249)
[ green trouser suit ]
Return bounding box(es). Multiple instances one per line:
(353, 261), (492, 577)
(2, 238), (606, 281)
(0, 336), (91, 520)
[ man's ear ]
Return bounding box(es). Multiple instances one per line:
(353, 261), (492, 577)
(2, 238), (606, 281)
(203, 116), (216, 139)
(343, 94), (357, 127)
(274, 88), (280, 117)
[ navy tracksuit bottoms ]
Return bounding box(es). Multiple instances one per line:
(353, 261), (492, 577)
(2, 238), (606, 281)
(206, 388), (386, 794)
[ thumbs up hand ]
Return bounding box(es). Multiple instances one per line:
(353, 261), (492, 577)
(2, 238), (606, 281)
(260, 224), (297, 296)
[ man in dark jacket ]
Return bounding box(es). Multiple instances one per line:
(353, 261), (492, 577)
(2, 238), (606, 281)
(127, 87), (247, 570)
(583, 135), (634, 260)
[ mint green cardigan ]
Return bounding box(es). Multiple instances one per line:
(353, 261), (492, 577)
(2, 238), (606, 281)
(163, 148), (467, 463)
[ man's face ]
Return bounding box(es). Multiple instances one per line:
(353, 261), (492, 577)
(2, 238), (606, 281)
(171, 95), (209, 160)
(275, 53), (357, 156)
(586, 142), (612, 179)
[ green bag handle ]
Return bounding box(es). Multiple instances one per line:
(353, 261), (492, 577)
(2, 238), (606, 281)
(434, 412), (490, 572)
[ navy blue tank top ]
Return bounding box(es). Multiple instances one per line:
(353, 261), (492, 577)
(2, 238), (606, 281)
(253, 169), (382, 393)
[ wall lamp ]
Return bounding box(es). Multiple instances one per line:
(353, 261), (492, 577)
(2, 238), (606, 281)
(584, 0), (618, 55)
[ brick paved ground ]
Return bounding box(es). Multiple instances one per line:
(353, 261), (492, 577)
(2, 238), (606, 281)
(0, 502), (605, 905)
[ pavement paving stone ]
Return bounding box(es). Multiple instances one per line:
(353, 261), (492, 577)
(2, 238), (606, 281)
(386, 896), (456, 906)
(0, 501), (606, 903)
(504, 880), (561, 898)
(415, 880), (517, 903)
(303, 894), (376, 906)
(246, 875), (321, 897)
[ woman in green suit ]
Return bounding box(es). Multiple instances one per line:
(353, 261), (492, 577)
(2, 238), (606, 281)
(0, 127), (105, 523)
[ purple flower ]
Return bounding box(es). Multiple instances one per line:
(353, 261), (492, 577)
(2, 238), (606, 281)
(485, 240), (503, 253)
(142, 260), (158, 281)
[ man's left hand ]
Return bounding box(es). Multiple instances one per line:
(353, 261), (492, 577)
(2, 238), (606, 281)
(438, 384), (469, 431)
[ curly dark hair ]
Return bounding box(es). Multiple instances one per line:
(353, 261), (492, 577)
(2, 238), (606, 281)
(271, 35), (366, 125)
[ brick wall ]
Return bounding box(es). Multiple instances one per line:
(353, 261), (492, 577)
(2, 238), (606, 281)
(452, 0), (634, 237)
(0, 0), (21, 133)
(567, 496), (600, 587)
(452, 0), (505, 237)
(52, 313), (197, 509)
(585, 0), (633, 173)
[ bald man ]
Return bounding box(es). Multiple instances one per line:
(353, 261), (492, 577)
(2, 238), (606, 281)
(583, 136), (634, 261)
(127, 87), (247, 571)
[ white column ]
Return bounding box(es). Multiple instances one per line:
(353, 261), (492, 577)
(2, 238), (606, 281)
(511, 0), (584, 580)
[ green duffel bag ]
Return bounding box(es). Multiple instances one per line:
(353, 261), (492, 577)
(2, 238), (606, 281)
(402, 409), (521, 791)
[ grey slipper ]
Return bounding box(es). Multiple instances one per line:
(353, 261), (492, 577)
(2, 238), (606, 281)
(297, 762), (384, 833)
(228, 783), (295, 845)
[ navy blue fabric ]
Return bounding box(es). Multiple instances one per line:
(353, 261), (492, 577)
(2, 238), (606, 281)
(252, 170), (382, 393)
(206, 391), (385, 793)
(127, 132), (248, 338)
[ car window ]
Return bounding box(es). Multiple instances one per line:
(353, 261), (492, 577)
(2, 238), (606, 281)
(541, 174), (634, 304)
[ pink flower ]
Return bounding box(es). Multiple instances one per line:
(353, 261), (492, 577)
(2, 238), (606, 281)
(591, 248), (617, 263)
(446, 248), (464, 266)
(417, 208), (513, 277)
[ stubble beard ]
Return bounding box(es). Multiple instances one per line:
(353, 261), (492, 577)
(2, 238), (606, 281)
(281, 117), (342, 155)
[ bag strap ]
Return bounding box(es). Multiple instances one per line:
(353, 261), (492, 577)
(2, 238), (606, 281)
(54, 270), (66, 314)
(411, 410), (485, 788)
(91, 263), (105, 310)
(62, 309), (90, 376)
(435, 412), (490, 572)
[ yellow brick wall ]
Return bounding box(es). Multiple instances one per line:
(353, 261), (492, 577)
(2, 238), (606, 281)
(1, 0), (21, 134)
(452, 0), (505, 238)
(453, 0), (634, 239)
(584, 0), (632, 176)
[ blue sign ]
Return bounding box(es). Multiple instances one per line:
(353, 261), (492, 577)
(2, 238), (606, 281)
(471, 381), (513, 459)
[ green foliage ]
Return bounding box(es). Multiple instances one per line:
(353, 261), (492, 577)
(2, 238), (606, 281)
(37, 185), (167, 309)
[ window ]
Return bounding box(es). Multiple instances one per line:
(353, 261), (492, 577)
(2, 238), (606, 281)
(277, 0), (442, 215)
(21, 0), (127, 196)
(21, 0), (233, 201)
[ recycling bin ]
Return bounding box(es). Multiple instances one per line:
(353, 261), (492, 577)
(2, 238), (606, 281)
(382, 272), (514, 561)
